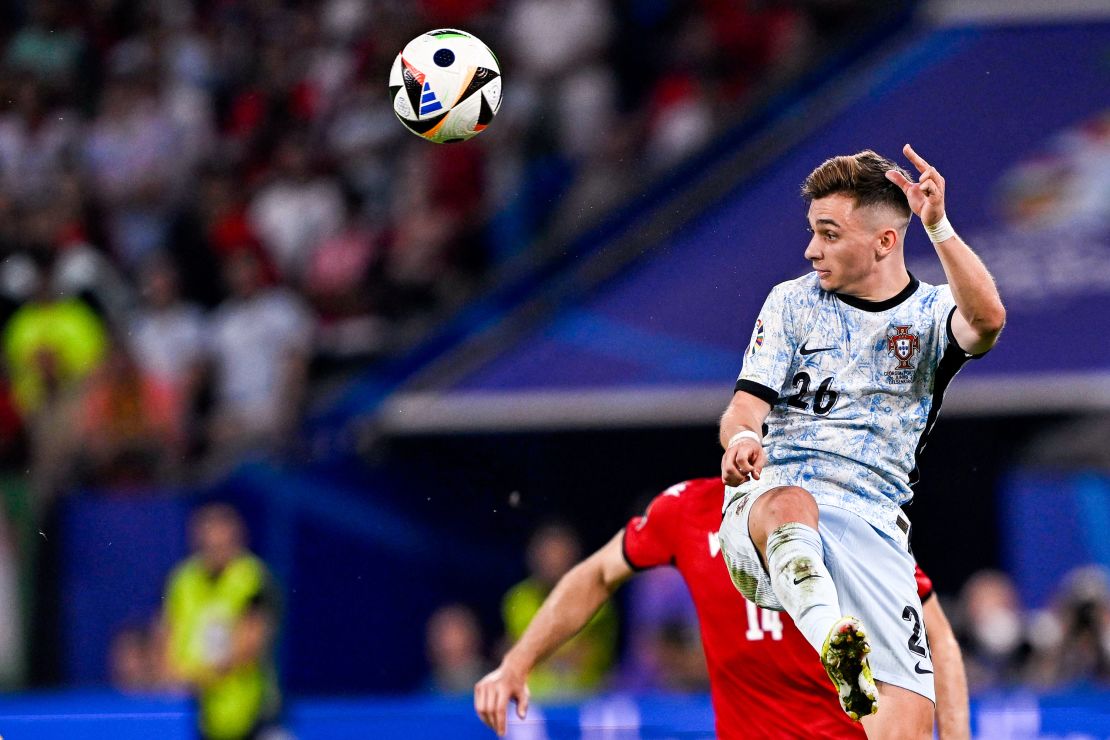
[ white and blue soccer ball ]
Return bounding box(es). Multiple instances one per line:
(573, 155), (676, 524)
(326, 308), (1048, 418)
(389, 29), (502, 144)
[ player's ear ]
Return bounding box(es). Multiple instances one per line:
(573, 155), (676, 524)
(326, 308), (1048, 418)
(876, 227), (898, 256)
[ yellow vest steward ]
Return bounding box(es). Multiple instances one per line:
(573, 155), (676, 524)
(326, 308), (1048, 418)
(165, 554), (279, 739)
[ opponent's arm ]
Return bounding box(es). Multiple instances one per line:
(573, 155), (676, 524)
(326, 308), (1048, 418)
(719, 390), (772, 486)
(475, 532), (633, 736)
(886, 144), (1005, 355)
(922, 594), (970, 740)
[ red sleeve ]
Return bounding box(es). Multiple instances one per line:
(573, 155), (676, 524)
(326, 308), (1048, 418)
(914, 564), (934, 601)
(622, 482), (689, 570)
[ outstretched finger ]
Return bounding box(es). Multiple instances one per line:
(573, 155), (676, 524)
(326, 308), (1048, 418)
(903, 143), (930, 173)
(494, 688), (509, 736)
(516, 688), (530, 720)
(885, 169), (912, 192)
(477, 685), (497, 733)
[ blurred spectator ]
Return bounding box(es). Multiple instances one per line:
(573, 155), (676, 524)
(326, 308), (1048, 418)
(109, 623), (157, 694)
(3, 0), (87, 93)
(157, 503), (282, 740)
(166, 165), (271, 309)
(501, 523), (617, 698)
(644, 73), (713, 171)
(504, 0), (613, 84)
(194, 167), (267, 268)
(4, 192), (132, 328)
(0, 77), (79, 208)
(320, 78), (402, 223)
(1026, 565), (1110, 688)
(954, 570), (1030, 692)
(386, 142), (487, 314)
(205, 249), (313, 462)
(425, 603), (489, 695)
(303, 198), (389, 362)
(44, 186), (134, 329)
(620, 566), (706, 691)
(128, 254), (204, 433)
(1, 256), (106, 420)
(83, 70), (189, 269)
(2, 252), (107, 502)
(247, 135), (344, 281)
(76, 340), (183, 487)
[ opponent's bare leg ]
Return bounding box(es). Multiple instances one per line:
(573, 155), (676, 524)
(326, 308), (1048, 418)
(860, 682), (933, 739)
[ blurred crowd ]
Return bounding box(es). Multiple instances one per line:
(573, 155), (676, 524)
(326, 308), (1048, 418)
(952, 565), (1110, 692)
(421, 522), (1110, 700)
(0, 0), (894, 497)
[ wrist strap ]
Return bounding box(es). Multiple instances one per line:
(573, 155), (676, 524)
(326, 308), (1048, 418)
(924, 214), (956, 244)
(727, 430), (762, 448)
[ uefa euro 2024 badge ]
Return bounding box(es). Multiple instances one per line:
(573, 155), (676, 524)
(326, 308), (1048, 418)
(749, 319), (765, 357)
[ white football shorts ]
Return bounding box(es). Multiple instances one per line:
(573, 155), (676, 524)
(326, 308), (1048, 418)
(718, 482), (935, 702)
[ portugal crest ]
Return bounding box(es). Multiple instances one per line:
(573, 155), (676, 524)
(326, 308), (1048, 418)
(887, 325), (920, 370)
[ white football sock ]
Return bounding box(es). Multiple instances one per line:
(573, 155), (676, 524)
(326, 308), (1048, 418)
(766, 522), (841, 654)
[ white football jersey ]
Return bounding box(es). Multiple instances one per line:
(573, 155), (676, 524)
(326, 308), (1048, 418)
(731, 272), (982, 542)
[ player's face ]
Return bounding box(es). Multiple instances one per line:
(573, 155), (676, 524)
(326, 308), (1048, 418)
(804, 194), (882, 295)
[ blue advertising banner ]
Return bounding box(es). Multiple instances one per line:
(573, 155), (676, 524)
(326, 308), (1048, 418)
(3, 689), (1110, 738)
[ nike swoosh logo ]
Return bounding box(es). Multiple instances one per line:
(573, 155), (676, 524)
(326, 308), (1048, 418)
(793, 574), (818, 585)
(799, 343), (835, 356)
(914, 662), (934, 675)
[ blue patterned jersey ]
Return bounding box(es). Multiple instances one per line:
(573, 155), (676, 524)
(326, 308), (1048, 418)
(731, 272), (982, 542)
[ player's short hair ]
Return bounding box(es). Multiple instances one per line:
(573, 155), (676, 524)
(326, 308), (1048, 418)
(801, 150), (912, 219)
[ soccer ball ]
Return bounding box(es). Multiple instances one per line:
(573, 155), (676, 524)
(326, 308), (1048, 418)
(389, 29), (502, 143)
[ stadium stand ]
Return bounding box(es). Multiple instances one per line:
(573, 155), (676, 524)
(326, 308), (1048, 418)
(0, 0), (1107, 737)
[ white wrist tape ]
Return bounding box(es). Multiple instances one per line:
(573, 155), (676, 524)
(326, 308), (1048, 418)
(924, 214), (956, 244)
(727, 430), (762, 449)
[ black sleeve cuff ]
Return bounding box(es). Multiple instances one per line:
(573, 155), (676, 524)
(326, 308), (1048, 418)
(734, 379), (779, 405)
(946, 306), (988, 359)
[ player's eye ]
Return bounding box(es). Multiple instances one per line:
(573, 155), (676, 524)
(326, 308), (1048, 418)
(824, 232), (838, 241)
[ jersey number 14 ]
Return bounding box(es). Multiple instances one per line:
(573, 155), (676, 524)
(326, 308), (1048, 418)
(744, 600), (784, 641)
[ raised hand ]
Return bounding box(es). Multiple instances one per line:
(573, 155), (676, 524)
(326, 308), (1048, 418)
(885, 144), (946, 227)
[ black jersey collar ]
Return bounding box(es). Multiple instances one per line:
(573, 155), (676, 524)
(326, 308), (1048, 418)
(835, 273), (919, 312)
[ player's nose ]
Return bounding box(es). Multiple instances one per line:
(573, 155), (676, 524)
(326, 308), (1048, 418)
(804, 238), (821, 261)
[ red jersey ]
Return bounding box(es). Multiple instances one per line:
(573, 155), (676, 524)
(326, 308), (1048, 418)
(622, 478), (933, 739)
